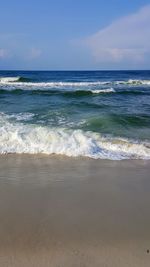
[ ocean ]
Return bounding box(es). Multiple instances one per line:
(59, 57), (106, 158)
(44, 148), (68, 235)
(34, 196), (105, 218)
(0, 70), (150, 160)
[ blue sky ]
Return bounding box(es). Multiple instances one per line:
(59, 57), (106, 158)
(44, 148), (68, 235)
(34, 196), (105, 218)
(0, 0), (150, 70)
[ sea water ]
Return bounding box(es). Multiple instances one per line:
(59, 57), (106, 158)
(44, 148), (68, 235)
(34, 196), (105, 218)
(0, 70), (150, 159)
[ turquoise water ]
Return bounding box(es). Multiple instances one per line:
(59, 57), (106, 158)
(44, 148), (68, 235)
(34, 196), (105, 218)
(0, 70), (150, 159)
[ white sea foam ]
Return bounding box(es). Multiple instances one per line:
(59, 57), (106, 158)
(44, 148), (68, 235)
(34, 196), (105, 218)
(0, 79), (115, 93)
(0, 113), (149, 160)
(7, 112), (35, 121)
(0, 77), (21, 83)
(115, 79), (150, 85)
(1, 77), (150, 90)
(0, 79), (109, 87)
(91, 88), (115, 94)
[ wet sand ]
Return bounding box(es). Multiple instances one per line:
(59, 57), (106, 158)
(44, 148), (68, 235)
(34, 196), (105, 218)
(0, 154), (150, 266)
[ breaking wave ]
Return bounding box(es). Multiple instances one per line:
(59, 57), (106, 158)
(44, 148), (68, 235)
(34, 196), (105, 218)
(115, 79), (150, 85)
(0, 77), (21, 83)
(0, 87), (115, 95)
(1, 77), (150, 87)
(0, 113), (150, 160)
(0, 78), (109, 87)
(91, 88), (115, 93)
(0, 76), (31, 83)
(60, 88), (115, 96)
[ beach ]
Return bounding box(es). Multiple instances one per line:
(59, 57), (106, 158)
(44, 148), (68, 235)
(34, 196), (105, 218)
(1, 0), (150, 264)
(0, 155), (150, 266)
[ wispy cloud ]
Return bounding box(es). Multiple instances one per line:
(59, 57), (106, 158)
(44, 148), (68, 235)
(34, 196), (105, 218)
(28, 48), (42, 60)
(0, 48), (9, 59)
(0, 33), (42, 60)
(83, 5), (150, 66)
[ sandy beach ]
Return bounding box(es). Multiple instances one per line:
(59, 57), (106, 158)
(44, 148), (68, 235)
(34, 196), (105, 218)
(0, 155), (149, 266)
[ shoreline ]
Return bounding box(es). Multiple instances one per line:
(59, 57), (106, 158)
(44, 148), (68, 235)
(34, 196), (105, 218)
(0, 155), (150, 266)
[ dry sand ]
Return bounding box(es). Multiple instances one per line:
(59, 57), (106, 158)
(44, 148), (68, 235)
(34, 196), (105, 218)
(0, 154), (150, 266)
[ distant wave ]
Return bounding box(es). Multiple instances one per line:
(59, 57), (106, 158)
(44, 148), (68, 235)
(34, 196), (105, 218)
(1, 86), (150, 97)
(1, 77), (150, 87)
(92, 88), (115, 93)
(0, 76), (31, 83)
(0, 78), (108, 87)
(0, 76), (21, 83)
(0, 87), (115, 95)
(62, 88), (115, 96)
(0, 113), (150, 160)
(115, 79), (150, 85)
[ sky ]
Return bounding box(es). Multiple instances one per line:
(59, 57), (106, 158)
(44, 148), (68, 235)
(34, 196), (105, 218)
(0, 0), (150, 70)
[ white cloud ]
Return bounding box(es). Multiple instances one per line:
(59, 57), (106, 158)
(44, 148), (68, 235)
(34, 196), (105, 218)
(0, 34), (42, 61)
(0, 49), (9, 59)
(28, 48), (42, 59)
(84, 5), (150, 66)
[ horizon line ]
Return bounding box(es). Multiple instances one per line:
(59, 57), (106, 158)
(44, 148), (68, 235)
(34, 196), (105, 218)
(0, 69), (150, 72)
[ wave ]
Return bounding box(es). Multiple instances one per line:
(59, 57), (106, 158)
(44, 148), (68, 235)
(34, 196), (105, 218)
(91, 88), (115, 93)
(0, 77), (21, 83)
(0, 76), (31, 83)
(0, 113), (150, 160)
(1, 86), (150, 97)
(0, 79), (109, 87)
(1, 77), (150, 87)
(117, 90), (150, 95)
(63, 88), (115, 97)
(0, 88), (115, 96)
(115, 79), (150, 85)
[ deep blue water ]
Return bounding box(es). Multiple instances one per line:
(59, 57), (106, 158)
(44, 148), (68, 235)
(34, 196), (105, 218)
(0, 70), (150, 159)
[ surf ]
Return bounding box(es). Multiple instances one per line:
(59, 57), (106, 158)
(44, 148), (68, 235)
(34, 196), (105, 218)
(0, 76), (32, 83)
(1, 78), (150, 91)
(0, 113), (150, 160)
